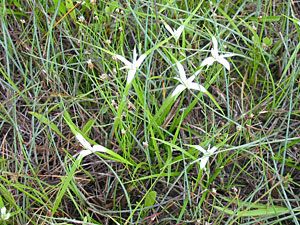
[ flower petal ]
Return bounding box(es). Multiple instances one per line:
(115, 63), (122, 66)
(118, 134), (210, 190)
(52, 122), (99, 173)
(0, 207), (10, 221)
(171, 84), (186, 97)
(120, 65), (131, 70)
(78, 149), (93, 158)
(193, 69), (202, 77)
(186, 74), (196, 83)
(174, 77), (181, 82)
(191, 145), (207, 154)
(176, 61), (187, 82)
(188, 82), (207, 93)
(163, 21), (175, 36)
(3, 213), (10, 220)
(114, 54), (132, 67)
(199, 155), (209, 170)
(200, 57), (215, 67)
(78, 145), (106, 158)
(126, 69), (137, 85)
(76, 134), (92, 151)
(208, 146), (218, 155)
(216, 56), (230, 71)
(211, 36), (219, 58)
(222, 53), (236, 58)
(92, 145), (107, 153)
(132, 46), (137, 62)
(1, 207), (6, 215)
(135, 54), (147, 68)
(174, 24), (184, 41)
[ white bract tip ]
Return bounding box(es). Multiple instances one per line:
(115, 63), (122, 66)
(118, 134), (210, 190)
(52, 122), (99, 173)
(75, 134), (107, 159)
(163, 21), (185, 42)
(191, 145), (218, 170)
(201, 36), (235, 71)
(171, 62), (207, 97)
(113, 47), (147, 85)
(0, 207), (10, 221)
(76, 133), (92, 150)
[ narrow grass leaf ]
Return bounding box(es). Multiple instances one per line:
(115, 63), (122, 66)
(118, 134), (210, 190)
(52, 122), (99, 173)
(214, 204), (293, 217)
(52, 158), (81, 215)
(29, 112), (64, 139)
(82, 119), (96, 135)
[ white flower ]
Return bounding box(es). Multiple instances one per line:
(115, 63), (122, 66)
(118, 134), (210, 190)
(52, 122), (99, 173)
(171, 62), (207, 97)
(142, 141), (149, 148)
(201, 36), (235, 71)
(0, 207), (10, 221)
(100, 73), (108, 80)
(190, 145), (218, 170)
(77, 1), (85, 5)
(163, 21), (184, 42)
(105, 39), (111, 45)
(212, 188), (217, 194)
(87, 59), (94, 69)
(75, 133), (107, 158)
(113, 47), (147, 85)
(78, 16), (85, 23)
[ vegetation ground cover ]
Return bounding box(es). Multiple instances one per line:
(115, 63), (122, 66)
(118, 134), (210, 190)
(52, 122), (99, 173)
(0, 0), (300, 224)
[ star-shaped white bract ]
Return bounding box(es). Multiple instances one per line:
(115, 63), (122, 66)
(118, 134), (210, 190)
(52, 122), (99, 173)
(201, 36), (235, 71)
(191, 145), (218, 170)
(171, 62), (207, 97)
(0, 207), (10, 221)
(75, 133), (107, 159)
(114, 47), (147, 85)
(163, 21), (185, 42)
